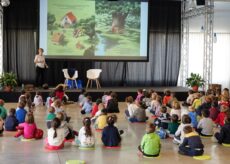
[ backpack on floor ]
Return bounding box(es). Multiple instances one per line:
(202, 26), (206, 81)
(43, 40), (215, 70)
(156, 128), (167, 139)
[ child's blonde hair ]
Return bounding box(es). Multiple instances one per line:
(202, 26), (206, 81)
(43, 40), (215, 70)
(151, 93), (157, 100)
(194, 93), (201, 99)
(54, 99), (62, 108)
(188, 106), (195, 112)
(220, 105), (229, 113)
(56, 112), (64, 121)
(48, 107), (55, 113)
(172, 101), (181, 110)
(221, 95), (229, 102)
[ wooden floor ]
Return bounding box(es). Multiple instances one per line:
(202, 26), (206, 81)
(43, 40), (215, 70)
(0, 102), (228, 164)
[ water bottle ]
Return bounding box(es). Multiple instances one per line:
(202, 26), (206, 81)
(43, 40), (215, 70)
(22, 83), (24, 90)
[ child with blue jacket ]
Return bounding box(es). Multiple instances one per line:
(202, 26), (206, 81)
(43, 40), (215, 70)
(5, 108), (19, 131)
(178, 126), (204, 156)
(16, 101), (27, 124)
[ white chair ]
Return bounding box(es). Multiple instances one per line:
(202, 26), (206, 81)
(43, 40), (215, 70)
(62, 69), (78, 89)
(86, 69), (102, 89)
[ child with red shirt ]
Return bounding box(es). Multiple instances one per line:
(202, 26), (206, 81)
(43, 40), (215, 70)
(91, 99), (102, 117)
(218, 96), (230, 107)
(215, 105), (229, 127)
(163, 89), (171, 106)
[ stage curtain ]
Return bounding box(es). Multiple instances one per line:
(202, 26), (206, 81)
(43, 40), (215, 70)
(3, 0), (38, 84)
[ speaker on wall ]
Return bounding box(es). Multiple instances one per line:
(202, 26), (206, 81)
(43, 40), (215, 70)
(196, 0), (205, 6)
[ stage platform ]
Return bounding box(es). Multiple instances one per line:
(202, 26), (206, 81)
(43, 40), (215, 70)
(0, 86), (189, 102)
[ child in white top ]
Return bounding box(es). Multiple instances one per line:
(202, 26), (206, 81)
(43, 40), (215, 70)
(74, 117), (95, 148)
(125, 96), (138, 118)
(33, 91), (43, 106)
(78, 89), (86, 107)
(170, 101), (181, 121)
(47, 118), (65, 147)
(173, 115), (192, 144)
(150, 95), (162, 117)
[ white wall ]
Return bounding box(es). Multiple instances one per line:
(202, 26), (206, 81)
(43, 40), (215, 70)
(186, 1), (230, 89)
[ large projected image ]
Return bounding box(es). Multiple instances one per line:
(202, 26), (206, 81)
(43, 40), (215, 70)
(40, 0), (148, 60)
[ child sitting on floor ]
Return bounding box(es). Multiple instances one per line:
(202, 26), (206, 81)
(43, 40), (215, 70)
(138, 122), (161, 157)
(192, 93), (202, 110)
(52, 99), (70, 122)
(91, 103), (105, 123)
(46, 118), (65, 149)
(174, 114), (192, 144)
(188, 106), (198, 128)
(178, 126), (204, 156)
(197, 109), (214, 136)
(0, 117), (4, 136)
(91, 99), (102, 117)
(209, 96), (219, 121)
(135, 89), (144, 103)
(213, 111), (230, 144)
(56, 112), (76, 140)
(128, 101), (147, 123)
(102, 115), (121, 147)
(125, 96), (138, 119)
(5, 108), (19, 131)
(81, 96), (93, 114)
(170, 100), (182, 121)
(168, 114), (180, 135)
(14, 112), (37, 139)
(154, 106), (170, 129)
(163, 89), (171, 106)
(95, 109), (107, 130)
(78, 89), (86, 107)
(33, 91), (43, 106)
(0, 99), (7, 120)
(73, 117), (95, 148)
(215, 105), (229, 127)
(16, 101), (27, 124)
(46, 107), (56, 129)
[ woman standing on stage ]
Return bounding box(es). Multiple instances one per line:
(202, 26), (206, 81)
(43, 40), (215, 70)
(34, 48), (48, 87)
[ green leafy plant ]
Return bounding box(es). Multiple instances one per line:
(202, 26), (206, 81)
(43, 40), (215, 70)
(0, 72), (18, 88)
(186, 73), (205, 87)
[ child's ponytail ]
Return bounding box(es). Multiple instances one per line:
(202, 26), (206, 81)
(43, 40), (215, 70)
(52, 118), (61, 139)
(83, 117), (92, 137)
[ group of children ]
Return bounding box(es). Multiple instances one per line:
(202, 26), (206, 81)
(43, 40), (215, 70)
(0, 96), (43, 139)
(1, 86), (230, 159)
(134, 88), (230, 157)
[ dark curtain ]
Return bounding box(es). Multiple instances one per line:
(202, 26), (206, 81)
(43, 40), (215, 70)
(3, 0), (181, 87)
(3, 0), (38, 84)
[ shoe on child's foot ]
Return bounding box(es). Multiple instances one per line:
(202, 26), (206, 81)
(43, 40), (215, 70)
(173, 139), (180, 145)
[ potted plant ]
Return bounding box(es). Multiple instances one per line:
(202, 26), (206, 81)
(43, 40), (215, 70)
(0, 72), (18, 92)
(186, 73), (205, 91)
